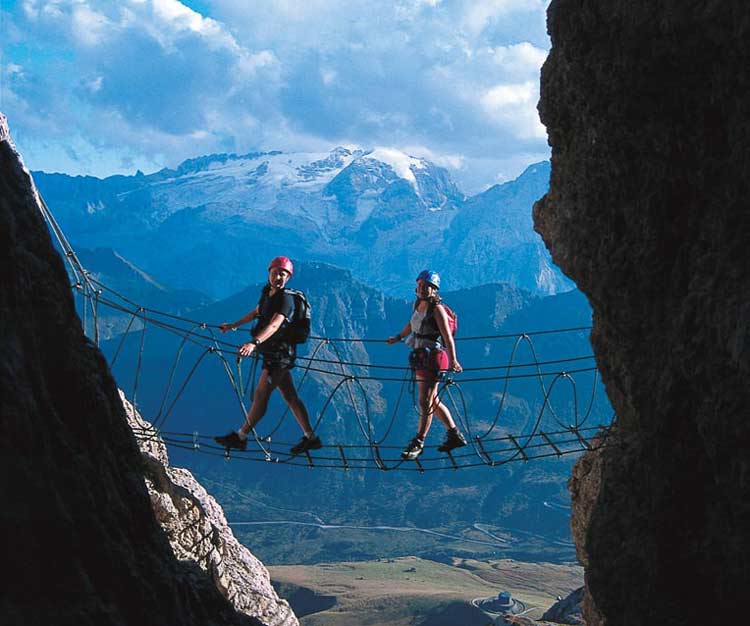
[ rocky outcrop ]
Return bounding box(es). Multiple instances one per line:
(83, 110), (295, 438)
(121, 393), (297, 626)
(0, 112), (262, 626)
(567, 438), (607, 626)
(534, 3), (750, 625)
(540, 587), (584, 625)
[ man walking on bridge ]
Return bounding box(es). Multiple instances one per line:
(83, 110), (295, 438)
(214, 256), (321, 455)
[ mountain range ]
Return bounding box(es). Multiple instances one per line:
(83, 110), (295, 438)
(34, 149), (572, 299)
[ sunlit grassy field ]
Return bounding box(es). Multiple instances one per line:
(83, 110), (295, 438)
(270, 556), (582, 626)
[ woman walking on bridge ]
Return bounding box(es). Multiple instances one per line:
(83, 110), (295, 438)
(387, 270), (466, 460)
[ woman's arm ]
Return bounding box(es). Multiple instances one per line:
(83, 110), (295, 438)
(220, 306), (259, 333)
(386, 321), (413, 344)
(434, 305), (462, 372)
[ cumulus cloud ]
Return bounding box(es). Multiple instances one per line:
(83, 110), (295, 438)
(480, 81), (546, 139)
(4, 0), (551, 189)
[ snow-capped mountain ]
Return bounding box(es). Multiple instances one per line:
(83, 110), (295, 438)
(33, 148), (569, 298)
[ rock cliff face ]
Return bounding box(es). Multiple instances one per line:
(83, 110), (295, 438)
(122, 393), (297, 626)
(534, 3), (750, 625)
(0, 113), (280, 626)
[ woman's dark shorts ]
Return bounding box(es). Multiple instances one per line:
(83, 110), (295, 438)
(409, 347), (449, 381)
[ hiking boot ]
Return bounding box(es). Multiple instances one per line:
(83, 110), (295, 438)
(214, 431), (247, 451)
(290, 434), (322, 455)
(401, 437), (425, 460)
(437, 430), (467, 453)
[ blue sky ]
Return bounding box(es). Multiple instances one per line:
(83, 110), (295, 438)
(1, 0), (551, 192)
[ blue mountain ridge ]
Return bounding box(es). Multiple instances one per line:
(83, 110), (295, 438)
(33, 149), (572, 299)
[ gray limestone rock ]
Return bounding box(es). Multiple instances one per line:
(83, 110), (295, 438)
(121, 393), (298, 626)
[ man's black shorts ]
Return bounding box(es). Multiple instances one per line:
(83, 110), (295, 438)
(260, 341), (296, 378)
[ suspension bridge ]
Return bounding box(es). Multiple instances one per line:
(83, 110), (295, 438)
(39, 195), (613, 472)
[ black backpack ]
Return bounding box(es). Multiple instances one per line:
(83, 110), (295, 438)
(283, 288), (311, 344)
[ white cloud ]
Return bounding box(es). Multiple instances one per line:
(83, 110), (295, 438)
(488, 41), (548, 70)
(320, 67), (337, 86)
(369, 147), (422, 184)
(22, 0), (39, 20)
(402, 144), (465, 170)
(462, 0), (546, 35)
(5, 0), (551, 188)
(72, 5), (110, 45)
(481, 81), (536, 108)
(5, 63), (25, 76)
(480, 81), (545, 139)
(85, 75), (104, 92)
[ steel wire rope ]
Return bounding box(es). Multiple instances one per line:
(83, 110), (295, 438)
(327, 340), (376, 448)
(92, 287), (101, 346)
(152, 432), (608, 471)
(62, 247), (593, 354)
(39, 196), (102, 337)
(210, 347), (272, 460)
(568, 373), (580, 430)
(507, 372), (579, 464)
(141, 425), (605, 460)
(575, 368), (599, 429)
(136, 425), (611, 470)
(151, 323), (207, 429)
(373, 369), (412, 445)
(151, 346), (215, 432)
(84, 286), (598, 378)
(243, 354), (260, 400)
(308, 326), (592, 344)
(308, 375), (369, 442)
(109, 310), (140, 367)
(85, 275), (222, 330)
(475, 333), (526, 440)
(39, 196), (84, 285)
(130, 318), (148, 410)
(278, 362), (599, 383)
(91, 294), (245, 360)
(291, 352), (595, 372)
(478, 333), (568, 440)
(94, 292), (241, 350)
(441, 380), (485, 462)
(86, 290), (607, 425)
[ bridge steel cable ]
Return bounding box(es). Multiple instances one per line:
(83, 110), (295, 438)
(37, 192), (614, 472)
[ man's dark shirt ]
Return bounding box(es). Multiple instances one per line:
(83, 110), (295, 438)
(253, 285), (294, 351)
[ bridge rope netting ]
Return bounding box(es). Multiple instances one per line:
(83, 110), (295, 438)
(39, 195), (614, 472)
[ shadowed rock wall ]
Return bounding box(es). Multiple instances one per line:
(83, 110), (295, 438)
(0, 114), (261, 625)
(534, 3), (750, 625)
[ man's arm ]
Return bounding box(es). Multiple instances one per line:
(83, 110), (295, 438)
(238, 313), (286, 357)
(253, 313), (286, 343)
(220, 306), (259, 333)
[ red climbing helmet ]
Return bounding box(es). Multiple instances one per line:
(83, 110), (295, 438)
(268, 256), (294, 276)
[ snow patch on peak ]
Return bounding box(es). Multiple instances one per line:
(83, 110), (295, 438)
(365, 148), (426, 187)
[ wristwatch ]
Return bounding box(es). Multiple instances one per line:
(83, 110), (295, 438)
(251, 338), (261, 346)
